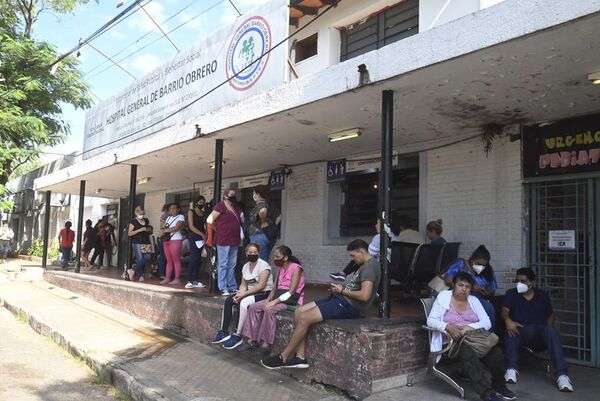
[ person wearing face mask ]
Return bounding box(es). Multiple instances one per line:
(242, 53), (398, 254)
(502, 267), (573, 392)
(248, 185), (273, 261)
(442, 245), (498, 327)
(185, 196), (207, 289)
(127, 205), (152, 282)
(212, 243), (274, 350)
(241, 245), (305, 356)
(207, 189), (243, 296)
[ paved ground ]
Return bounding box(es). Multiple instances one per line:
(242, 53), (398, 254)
(1, 258), (599, 401)
(0, 306), (123, 401)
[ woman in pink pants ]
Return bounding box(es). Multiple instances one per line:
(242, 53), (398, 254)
(160, 203), (185, 285)
(242, 245), (305, 355)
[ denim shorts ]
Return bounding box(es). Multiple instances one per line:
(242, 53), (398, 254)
(315, 295), (360, 321)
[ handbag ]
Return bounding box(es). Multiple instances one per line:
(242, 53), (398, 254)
(140, 244), (153, 254)
(448, 328), (499, 359)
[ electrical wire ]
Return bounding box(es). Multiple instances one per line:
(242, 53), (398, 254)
(84, 0), (203, 76)
(86, 0), (224, 81)
(75, 1), (340, 158)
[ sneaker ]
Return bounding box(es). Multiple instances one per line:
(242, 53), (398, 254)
(223, 335), (243, 350)
(486, 393), (503, 401)
(211, 330), (231, 344)
(184, 282), (194, 289)
(221, 291), (230, 296)
(505, 368), (518, 384)
(329, 271), (347, 281)
(237, 342), (253, 352)
(159, 279), (169, 284)
(169, 279), (181, 285)
(138, 276), (144, 282)
(284, 356), (309, 369)
(556, 375), (573, 392)
(194, 282), (206, 288)
(494, 386), (516, 401)
(261, 354), (285, 370)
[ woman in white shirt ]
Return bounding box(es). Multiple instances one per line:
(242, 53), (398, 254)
(212, 243), (273, 350)
(159, 203), (185, 285)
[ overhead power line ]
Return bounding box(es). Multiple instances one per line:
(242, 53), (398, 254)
(86, 1), (225, 81)
(138, 2), (180, 53)
(84, 0), (202, 77)
(75, 0), (343, 158)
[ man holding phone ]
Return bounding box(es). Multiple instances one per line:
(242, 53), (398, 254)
(261, 239), (380, 370)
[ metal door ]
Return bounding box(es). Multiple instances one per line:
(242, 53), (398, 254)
(528, 179), (598, 366)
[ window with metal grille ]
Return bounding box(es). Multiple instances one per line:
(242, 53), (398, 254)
(340, 0), (419, 62)
(340, 166), (419, 237)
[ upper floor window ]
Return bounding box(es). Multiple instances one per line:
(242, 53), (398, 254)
(295, 33), (318, 63)
(340, 0), (419, 62)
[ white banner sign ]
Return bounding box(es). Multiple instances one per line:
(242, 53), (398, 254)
(83, 0), (288, 159)
(548, 230), (576, 251)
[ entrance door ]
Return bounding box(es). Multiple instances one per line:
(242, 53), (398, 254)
(528, 179), (599, 366)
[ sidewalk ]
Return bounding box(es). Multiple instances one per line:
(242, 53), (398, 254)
(0, 306), (121, 401)
(1, 259), (599, 401)
(0, 260), (340, 401)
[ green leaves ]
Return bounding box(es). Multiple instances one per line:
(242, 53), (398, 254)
(0, 13), (93, 188)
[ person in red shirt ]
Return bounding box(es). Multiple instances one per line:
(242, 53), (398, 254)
(58, 221), (75, 270)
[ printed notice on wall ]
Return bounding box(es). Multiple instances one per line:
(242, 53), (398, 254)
(548, 230), (576, 251)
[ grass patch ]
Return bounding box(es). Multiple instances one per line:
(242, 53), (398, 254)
(90, 373), (133, 401)
(16, 310), (29, 324)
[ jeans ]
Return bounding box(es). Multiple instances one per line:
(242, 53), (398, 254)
(157, 239), (166, 278)
(59, 246), (72, 269)
(250, 233), (272, 261)
(90, 246), (104, 266)
(187, 232), (203, 282)
(217, 245), (238, 292)
(132, 243), (151, 276)
(473, 292), (496, 330)
(0, 240), (11, 259)
(504, 323), (568, 378)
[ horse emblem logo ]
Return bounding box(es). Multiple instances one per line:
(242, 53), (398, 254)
(226, 16), (272, 91)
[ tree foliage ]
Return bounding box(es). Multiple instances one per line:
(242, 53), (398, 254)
(0, 0), (93, 208)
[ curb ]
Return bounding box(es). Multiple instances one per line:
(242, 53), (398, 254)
(0, 296), (175, 401)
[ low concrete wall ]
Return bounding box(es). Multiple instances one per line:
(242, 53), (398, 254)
(44, 271), (428, 399)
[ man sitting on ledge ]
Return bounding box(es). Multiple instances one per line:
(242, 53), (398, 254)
(261, 239), (381, 370)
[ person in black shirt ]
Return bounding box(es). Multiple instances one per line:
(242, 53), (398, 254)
(502, 267), (573, 392)
(127, 205), (152, 282)
(81, 219), (96, 270)
(186, 196), (207, 289)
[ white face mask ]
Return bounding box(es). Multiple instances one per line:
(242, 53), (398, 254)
(472, 264), (486, 275)
(516, 282), (529, 294)
(137, 213), (145, 219)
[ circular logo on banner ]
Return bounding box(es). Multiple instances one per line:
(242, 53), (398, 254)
(226, 16), (272, 91)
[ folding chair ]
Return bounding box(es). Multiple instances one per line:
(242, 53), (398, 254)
(420, 297), (465, 398)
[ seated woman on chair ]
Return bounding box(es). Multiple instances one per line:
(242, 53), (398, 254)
(427, 272), (516, 401)
(442, 245), (498, 326)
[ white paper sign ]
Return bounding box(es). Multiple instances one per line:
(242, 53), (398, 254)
(548, 230), (576, 251)
(83, 0), (288, 159)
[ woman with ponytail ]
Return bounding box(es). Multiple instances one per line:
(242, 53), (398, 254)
(58, 221), (75, 270)
(241, 245), (305, 355)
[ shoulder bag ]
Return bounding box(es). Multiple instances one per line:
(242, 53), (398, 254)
(448, 328), (499, 359)
(224, 200), (244, 241)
